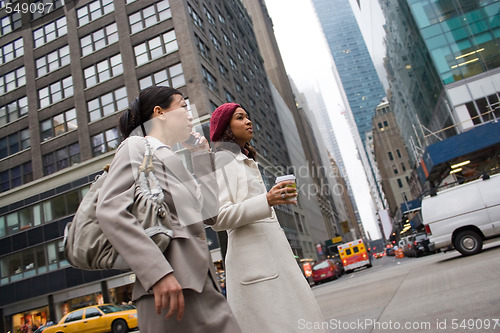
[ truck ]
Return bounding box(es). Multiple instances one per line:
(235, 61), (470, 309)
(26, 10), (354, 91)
(422, 173), (500, 256)
(337, 239), (372, 273)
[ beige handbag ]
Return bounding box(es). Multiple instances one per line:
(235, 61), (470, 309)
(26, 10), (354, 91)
(64, 138), (173, 270)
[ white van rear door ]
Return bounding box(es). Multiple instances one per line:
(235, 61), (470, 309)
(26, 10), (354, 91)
(478, 175), (500, 236)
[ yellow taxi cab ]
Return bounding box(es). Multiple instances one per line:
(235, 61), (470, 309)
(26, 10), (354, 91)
(43, 304), (138, 333)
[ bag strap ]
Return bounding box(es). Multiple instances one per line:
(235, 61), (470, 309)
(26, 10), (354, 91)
(136, 137), (164, 204)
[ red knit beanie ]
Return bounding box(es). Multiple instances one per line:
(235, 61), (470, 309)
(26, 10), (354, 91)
(210, 103), (241, 142)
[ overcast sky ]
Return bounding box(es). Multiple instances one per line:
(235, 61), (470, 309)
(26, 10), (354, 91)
(264, 0), (388, 240)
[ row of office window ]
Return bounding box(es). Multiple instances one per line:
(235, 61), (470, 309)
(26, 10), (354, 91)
(0, 162), (32, 193)
(0, 239), (69, 285)
(0, 128), (30, 159)
(0, 186), (87, 239)
(1, 61), (186, 159)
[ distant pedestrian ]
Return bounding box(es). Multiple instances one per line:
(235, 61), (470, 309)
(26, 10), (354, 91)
(209, 103), (326, 332)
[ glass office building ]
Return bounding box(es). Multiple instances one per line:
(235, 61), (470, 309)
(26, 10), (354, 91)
(408, 0), (500, 85)
(381, 0), (500, 186)
(312, 0), (386, 147)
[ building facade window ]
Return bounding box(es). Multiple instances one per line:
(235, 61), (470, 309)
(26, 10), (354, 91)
(408, 1), (500, 84)
(0, 96), (28, 126)
(0, 162), (32, 193)
(204, 6), (215, 26)
(129, 0), (171, 34)
(134, 30), (178, 66)
(194, 34), (211, 61)
(40, 108), (78, 142)
(210, 32), (222, 52)
(0, 12), (21, 37)
(201, 66), (218, 92)
(139, 63), (185, 89)
(225, 89), (234, 103)
(80, 22), (118, 57)
(76, 0), (114, 27)
(0, 239), (69, 285)
(388, 151), (394, 161)
(401, 162), (406, 172)
(397, 178), (403, 188)
(91, 127), (120, 157)
(0, 186), (87, 238)
(0, 66), (26, 95)
(33, 17), (67, 48)
(229, 56), (237, 71)
(188, 5), (204, 30)
(35, 45), (70, 77)
(0, 37), (23, 65)
(42, 142), (80, 175)
(87, 86), (128, 122)
(31, 0), (65, 20)
(83, 54), (123, 88)
(38, 76), (73, 109)
(0, 128), (30, 159)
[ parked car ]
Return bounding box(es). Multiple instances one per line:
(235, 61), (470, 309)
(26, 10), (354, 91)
(385, 247), (395, 256)
(34, 323), (54, 333)
(312, 259), (342, 284)
(414, 232), (434, 256)
(43, 304), (138, 333)
(422, 173), (500, 256)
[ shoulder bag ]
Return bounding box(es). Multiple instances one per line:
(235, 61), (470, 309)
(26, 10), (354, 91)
(64, 137), (174, 270)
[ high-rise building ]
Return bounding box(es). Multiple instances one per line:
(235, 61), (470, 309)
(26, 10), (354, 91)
(0, 1), (297, 330)
(312, 0), (387, 239)
(380, 0), (500, 188)
(372, 100), (416, 221)
(312, 0), (386, 147)
(241, 0), (348, 246)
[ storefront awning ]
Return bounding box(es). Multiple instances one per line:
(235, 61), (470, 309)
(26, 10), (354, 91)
(418, 121), (500, 184)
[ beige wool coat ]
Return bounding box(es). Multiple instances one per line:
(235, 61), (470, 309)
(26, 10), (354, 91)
(213, 149), (326, 333)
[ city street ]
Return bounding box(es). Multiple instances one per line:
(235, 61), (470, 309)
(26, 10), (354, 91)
(311, 240), (500, 333)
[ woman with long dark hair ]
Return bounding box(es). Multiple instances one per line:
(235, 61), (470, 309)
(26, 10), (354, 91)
(209, 103), (326, 332)
(96, 87), (241, 332)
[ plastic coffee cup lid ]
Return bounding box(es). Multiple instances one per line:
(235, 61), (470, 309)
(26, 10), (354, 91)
(275, 174), (296, 183)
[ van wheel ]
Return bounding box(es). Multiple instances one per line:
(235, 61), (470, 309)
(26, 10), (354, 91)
(454, 230), (482, 256)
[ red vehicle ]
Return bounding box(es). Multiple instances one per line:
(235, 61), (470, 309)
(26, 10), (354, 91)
(311, 259), (342, 285)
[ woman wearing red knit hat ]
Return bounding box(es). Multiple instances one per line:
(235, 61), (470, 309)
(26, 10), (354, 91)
(209, 103), (326, 333)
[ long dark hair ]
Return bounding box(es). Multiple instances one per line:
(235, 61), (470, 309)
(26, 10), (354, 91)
(215, 127), (257, 160)
(119, 86), (182, 138)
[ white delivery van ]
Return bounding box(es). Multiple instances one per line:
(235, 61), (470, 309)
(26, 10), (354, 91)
(422, 173), (500, 256)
